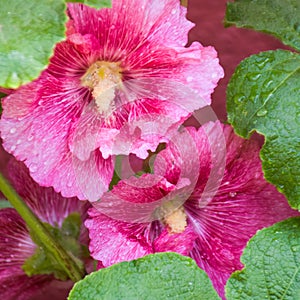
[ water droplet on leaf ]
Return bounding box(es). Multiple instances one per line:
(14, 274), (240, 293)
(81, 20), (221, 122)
(257, 109), (267, 117)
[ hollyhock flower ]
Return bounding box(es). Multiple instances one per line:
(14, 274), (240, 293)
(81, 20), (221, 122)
(85, 122), (298, 299)
(0, 0), (223, 201)
(0, 159), (89, 300)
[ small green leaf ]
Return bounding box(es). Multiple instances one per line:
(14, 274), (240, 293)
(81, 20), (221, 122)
(68, 253), (220, 300)
(225, 0), (300, 51)
(227, 50), (300, 209)
(22, 213), (84, 280)
(0, 0), (67, 88)
(226, 217), (300, 299)
(67, 0), (111, 9)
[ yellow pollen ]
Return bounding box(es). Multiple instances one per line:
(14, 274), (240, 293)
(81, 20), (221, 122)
(81, 61), (122, 114)
(163, 206), (187, 234)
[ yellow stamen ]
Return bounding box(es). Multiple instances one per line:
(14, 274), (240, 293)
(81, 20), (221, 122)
(163, 206), (187, 234)
(81, 61), (122, 115)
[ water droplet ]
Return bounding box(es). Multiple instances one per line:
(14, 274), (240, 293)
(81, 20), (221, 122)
(67, 181), (73, 188)
(186, 76), (193, 82)
(221, 249), (234, 260)
(5, 258), (11, 263)
(16, 139), (21, 145)
(229, 192), (237, 198)
(171, 8), (177, 14)
(10, 145), (16, 152)
(29, 164), (38, 172)
(27, 135), (34, 141)
(256, 57), (269, 68)
(265, 80), (273, 88)
(248, 73), (261, 81)
(257, 109), (267, 117)
(10, 128), (16, 134)
(233, 94), (246, 104)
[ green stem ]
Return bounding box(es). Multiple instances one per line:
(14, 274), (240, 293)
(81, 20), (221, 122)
(0, 173), (84, 282)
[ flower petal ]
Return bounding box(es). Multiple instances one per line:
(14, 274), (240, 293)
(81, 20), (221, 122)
(93, 173), (176, 223)
(0, 74), (86, 199)
(72, 150), (114, 202)
(86, 209), (154, 266)
(7, 159), (82, 226)
(184, 123), (299, 298)
(154, 224), (197, 256)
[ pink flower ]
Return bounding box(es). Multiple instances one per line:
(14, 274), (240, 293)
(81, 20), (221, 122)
(85, 122), (298, 299)
(0, 159), (89, 300)
(0, 0), (223, 201)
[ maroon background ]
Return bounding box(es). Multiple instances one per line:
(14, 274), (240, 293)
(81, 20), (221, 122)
(186, 0), (289, 121)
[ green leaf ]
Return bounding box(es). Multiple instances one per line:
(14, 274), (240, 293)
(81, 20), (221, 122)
(226, 217), (300, 299)
(0, 0), (67, 89)
(67, 0), (111, 9)
(225, 0), (300, 51)
(227, 50), (300, 209)
(68, 253), (220, 300)
(22, 213), (85, 280)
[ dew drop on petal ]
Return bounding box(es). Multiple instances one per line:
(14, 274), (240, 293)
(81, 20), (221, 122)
(229, 192), (237, 198)
(9, 128), (16, 134)
(27, 135), (34, 141)
(29, 163), (38, 173)
(221, 249), (234, 260)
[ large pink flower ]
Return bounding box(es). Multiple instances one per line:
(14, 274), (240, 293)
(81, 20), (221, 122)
(0, 0), (223, 201)
(0, 159), (89, 300)
(85, 122), (298, 299)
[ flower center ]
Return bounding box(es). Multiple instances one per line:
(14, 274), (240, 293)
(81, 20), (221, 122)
(81, 61), (123, 114)
(163, 206), (187, 234)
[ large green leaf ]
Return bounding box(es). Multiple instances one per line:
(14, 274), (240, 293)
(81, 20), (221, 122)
(67, 0), (111, 9)
(227, 50), (300, 209)
(225, 0), (300, 51)
(226, 217), (300, 299)
(0, 0), (66, 88)
(68, 253), (220, 300)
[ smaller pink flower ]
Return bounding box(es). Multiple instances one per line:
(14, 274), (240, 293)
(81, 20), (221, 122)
(0, 158), (89, 300)
(86, 122), (298, 299)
